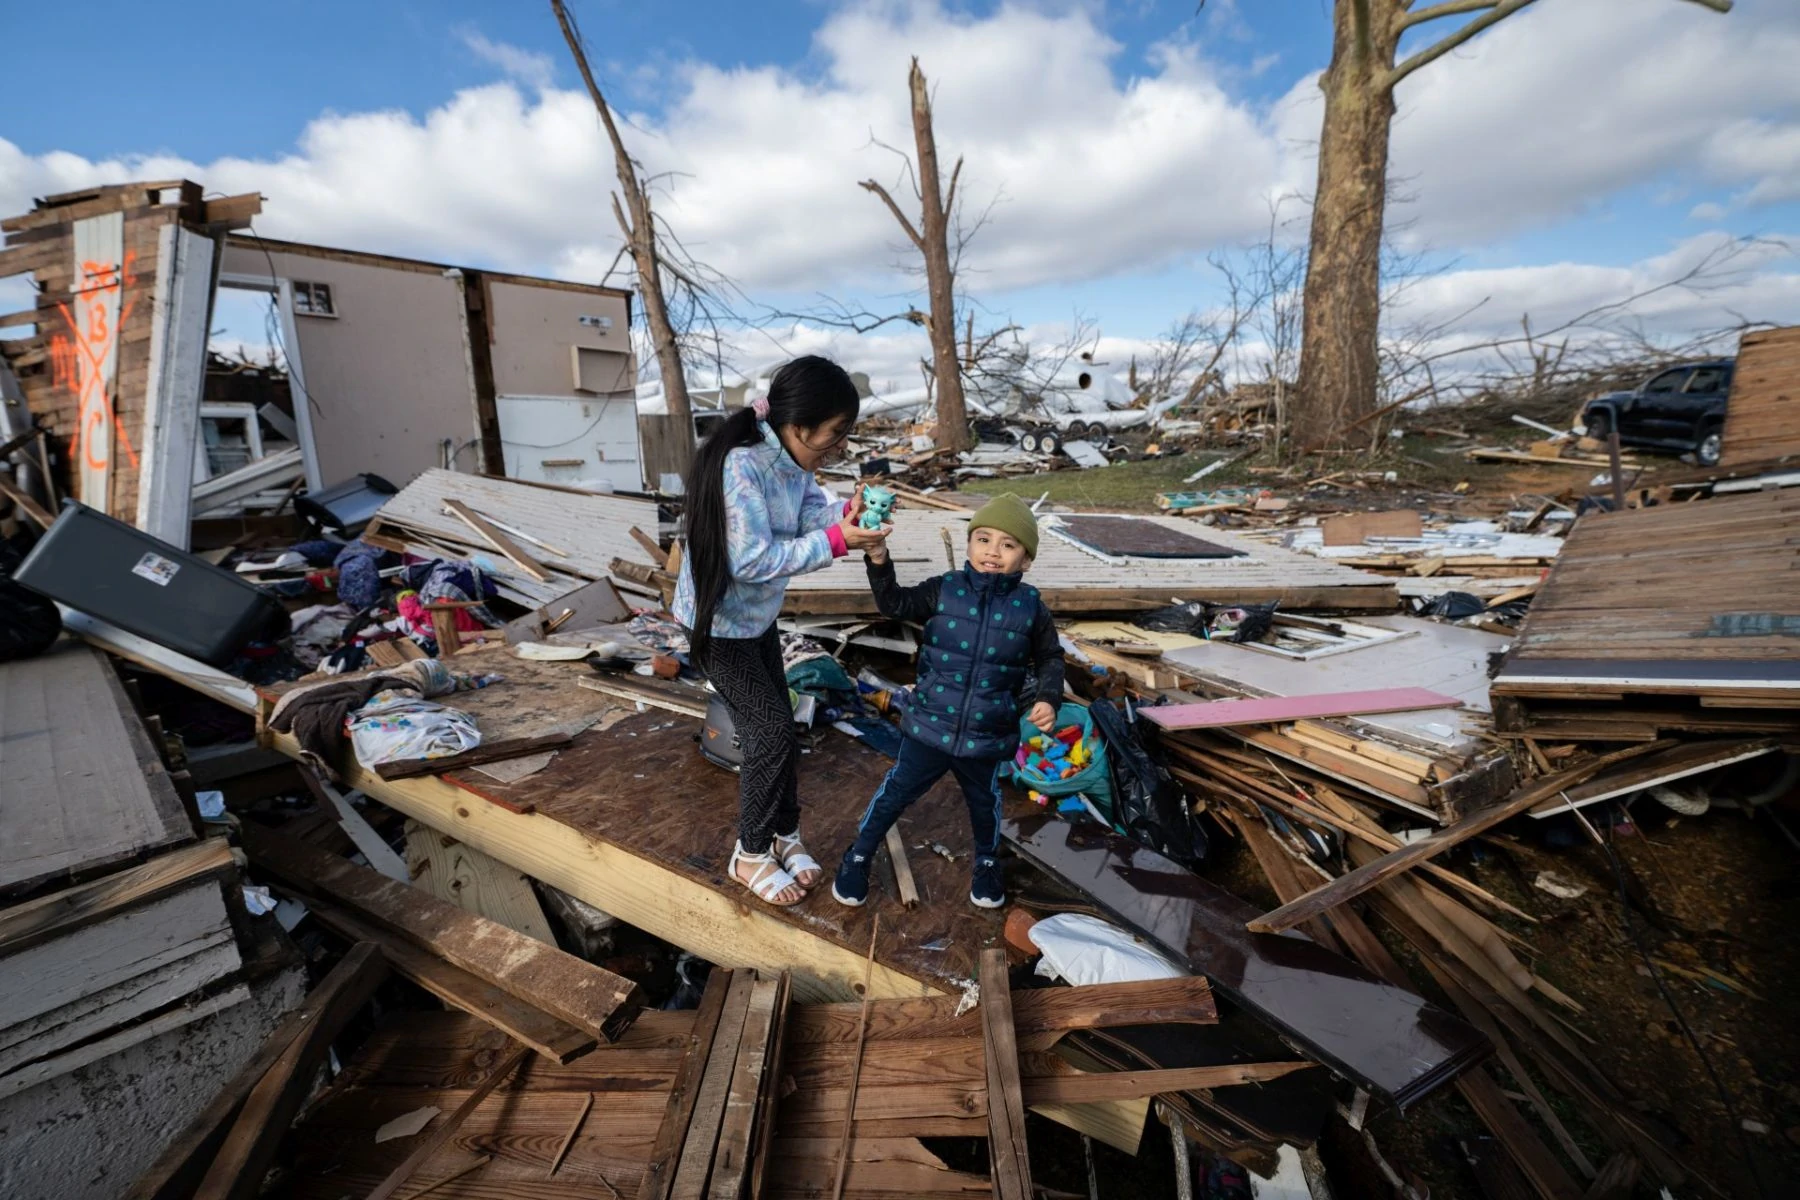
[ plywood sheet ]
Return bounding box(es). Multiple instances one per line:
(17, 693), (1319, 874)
(1497, 489), (1800, 672)
(1720, 324), (1800, 467)
(0, 640), (191, 893)
(783, 509), (1396, 613)
(1052, 515), (1245, 559)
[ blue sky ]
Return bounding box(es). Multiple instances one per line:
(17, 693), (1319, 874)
(6, 0), (1799, 386)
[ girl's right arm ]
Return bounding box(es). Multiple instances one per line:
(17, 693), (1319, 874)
(724, 452), (845, 583)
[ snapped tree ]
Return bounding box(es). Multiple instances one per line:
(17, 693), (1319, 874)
(861, 59), (974, 453)
(551, 0), (694, 479)
(1293, 0), (1734, 451)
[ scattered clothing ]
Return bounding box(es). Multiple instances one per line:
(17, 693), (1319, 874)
(348, 690), (480, 769)
(332, 540), (385, 609)
(268, 673), (411, 781)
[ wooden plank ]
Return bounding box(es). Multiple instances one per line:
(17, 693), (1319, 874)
(1246, 742), (1670, 934)
(747, 973), (793, 1200)
(670, 970), (757, 1200)
(0, 838), (232, 956)
(237, 821), (642, 1041)
(630, 525), (670, 568)
(708, 975), (783, 1200)
(830, 921), (878, 1200)
(362, 1041), (534, 1200)
(403, 823), (556, 943)
(1142, 687), (1464, 731)
(1020, 1061), (1315, 1105)
(1320, 509), (1423, 546)
(297, 766), (407, 881)
(979, 949), (1033, 1200)
(883, 828), (920, 910)
(192, 943), (388, 1200)
(302, 898), (593, 1063)
(446, 498), (552, 581)
(640, 968), (737, 1200)
(374, 732), (573, 780)
(787, 977), (1218, 1045)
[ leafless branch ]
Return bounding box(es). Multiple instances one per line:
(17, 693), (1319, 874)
(859, 179), (926, 250)
(1383, 0), (1536, 90)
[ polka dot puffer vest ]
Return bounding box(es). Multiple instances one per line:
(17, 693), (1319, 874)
(899, 565), (1043, 760)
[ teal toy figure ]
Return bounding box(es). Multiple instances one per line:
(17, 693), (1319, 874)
(859, 484), (897, 530)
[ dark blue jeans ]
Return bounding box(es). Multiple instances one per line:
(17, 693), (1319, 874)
(850, 735), (1005, 860)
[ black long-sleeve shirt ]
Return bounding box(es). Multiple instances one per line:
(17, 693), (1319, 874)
(865, 554), (1066, 708)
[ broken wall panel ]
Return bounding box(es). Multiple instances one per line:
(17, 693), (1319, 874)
(0, 181), (257, 529)
(1002, 813), (1490, 1109)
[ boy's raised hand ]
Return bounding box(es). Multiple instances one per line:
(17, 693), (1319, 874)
(1027, 701), (1057, 733)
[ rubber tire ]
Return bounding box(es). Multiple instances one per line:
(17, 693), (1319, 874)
(1020, 431), (1040, 453)
(1696, 427), (1722, 467)
(1040, 432), (1062, 456)
(1585, 410), (1612, 439)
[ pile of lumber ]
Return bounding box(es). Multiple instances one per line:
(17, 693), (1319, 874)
(1186, 743), (1699, 1197)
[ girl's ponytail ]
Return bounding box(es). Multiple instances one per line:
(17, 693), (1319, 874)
(683, 406), (763, 663)
(682, 355), (861, 662)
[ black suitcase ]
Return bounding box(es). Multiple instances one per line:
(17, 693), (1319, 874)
(15, 503), (290, 666)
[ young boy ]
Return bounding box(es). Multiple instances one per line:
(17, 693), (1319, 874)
(833, 493), (1064, 909)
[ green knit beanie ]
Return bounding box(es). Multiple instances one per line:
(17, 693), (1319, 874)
(966, 492), (1039, 559)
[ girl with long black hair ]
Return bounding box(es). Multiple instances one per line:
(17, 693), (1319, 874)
(673, 356), (891, 905)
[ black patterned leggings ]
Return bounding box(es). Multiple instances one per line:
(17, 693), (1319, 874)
(696, 624), (798, 855)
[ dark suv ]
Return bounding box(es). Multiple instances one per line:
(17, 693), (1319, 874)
(1579, 359), (1733, 466)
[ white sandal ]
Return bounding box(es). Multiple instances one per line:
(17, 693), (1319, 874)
(772, 830), (823, 889)
(729, 841), (804, 906)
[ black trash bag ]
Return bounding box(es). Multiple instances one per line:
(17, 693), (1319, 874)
(1417, 590), (1487, 620)
(1131, 600), (1209, 637)
(1088, 698), (1208, 868)
(0, 536), (61, 662)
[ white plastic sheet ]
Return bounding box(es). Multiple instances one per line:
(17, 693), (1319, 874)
(1026, 912), (1185, 987)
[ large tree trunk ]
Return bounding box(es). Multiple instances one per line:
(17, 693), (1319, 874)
(1293, 1), (1401, 452)
(908, 61), (972, 454)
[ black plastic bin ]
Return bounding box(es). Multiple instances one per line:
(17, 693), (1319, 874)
(294, 473), (398, 535)
(15, 502), (290, 666)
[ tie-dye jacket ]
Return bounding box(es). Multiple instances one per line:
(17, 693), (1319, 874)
(673, 422), (849, 640)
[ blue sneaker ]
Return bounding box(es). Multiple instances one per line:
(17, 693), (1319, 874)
(832, 849), (871, 907)
(971, 855), (1004, 908)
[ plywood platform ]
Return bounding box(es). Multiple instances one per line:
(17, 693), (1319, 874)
(262, 646), (1007, 1004)
(783, 510), (1398, 614)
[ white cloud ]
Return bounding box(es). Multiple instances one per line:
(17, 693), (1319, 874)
(2, 0), (1797, 363)
(457, 29), (556, 92)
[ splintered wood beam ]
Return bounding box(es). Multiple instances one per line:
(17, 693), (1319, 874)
(1247, 742), (1672, 934)
(1020, 1061), (1316, 1105)
(303, 897), (593, 1063)
(373, 732), (573, 780)
(883, 828), (920, 908)
(363, 1041), (533, 1200)
(193, 944), (389, 1200)
(708, 974), (784, 1199)
(831, 919), (879, 1200)
(237, 821), (642, 1040)
(0, 838), (234, 955)
(445, 498), (552, 581)
(980, 949), (1033, 1200)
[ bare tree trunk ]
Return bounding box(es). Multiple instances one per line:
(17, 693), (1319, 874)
(861, 60), (971, 454)
(908, 61), (971, 453)
(551, 0), (692, 477)
(1293, 0), (1401, 452)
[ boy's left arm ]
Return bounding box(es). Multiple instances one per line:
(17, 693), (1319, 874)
(1027, 603), (1067, 709)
